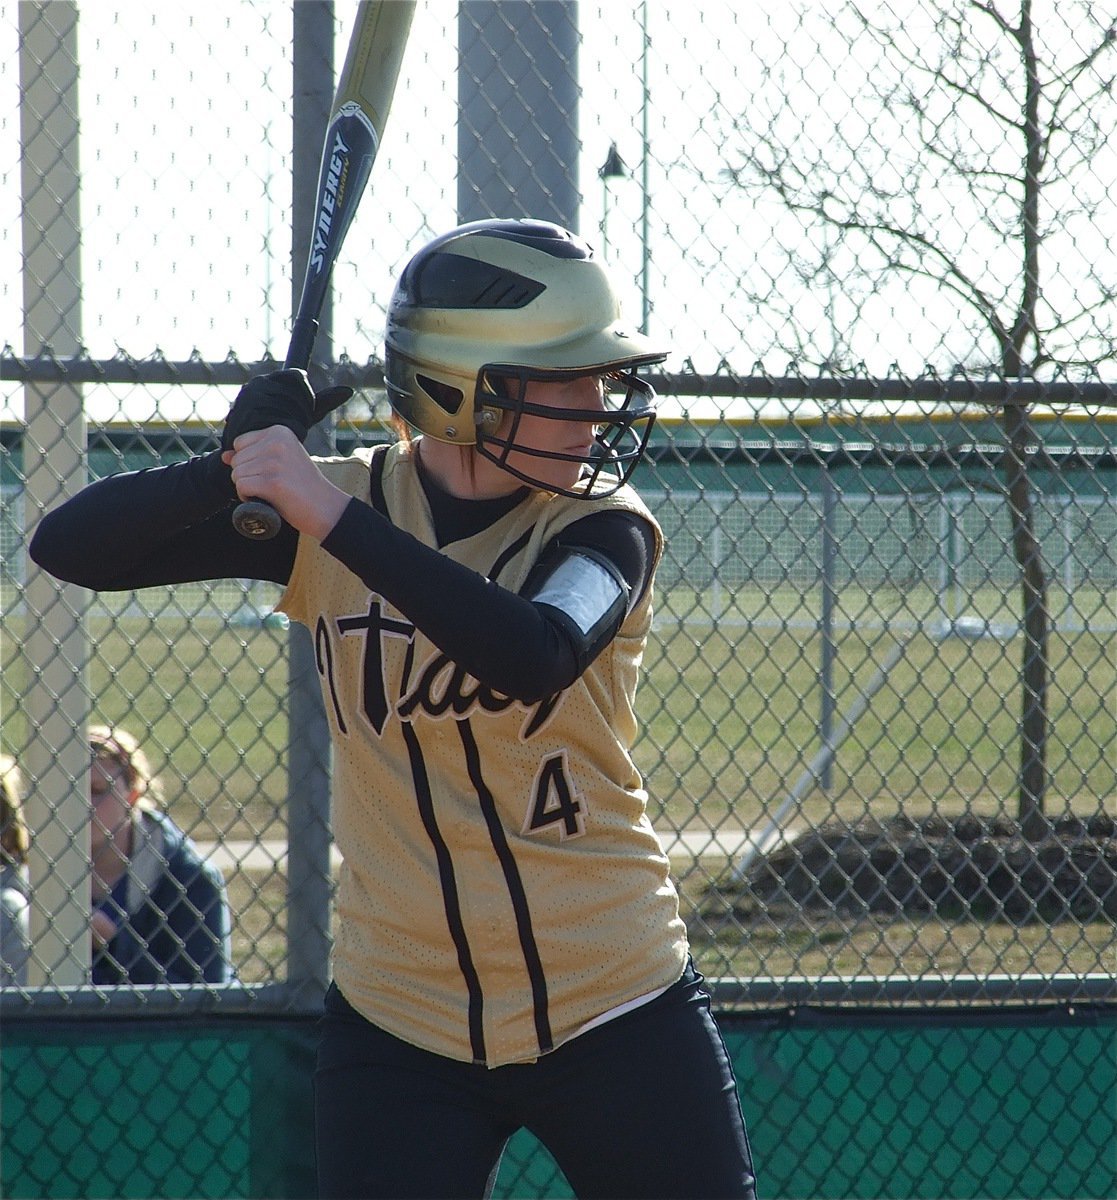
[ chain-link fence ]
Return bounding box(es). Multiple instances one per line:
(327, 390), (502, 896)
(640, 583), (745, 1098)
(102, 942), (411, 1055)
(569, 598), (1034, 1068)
(2, 2), (1116, 1197)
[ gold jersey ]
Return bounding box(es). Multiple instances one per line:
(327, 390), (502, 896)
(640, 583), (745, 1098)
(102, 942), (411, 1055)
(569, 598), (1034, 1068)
(279, 440), (688, 1066)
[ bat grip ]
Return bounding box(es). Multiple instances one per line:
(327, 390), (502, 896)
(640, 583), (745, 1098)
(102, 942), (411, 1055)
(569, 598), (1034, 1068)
(231, 318), (319, 540)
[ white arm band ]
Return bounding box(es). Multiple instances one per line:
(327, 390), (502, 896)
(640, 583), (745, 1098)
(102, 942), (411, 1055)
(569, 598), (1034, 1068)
(525, 549), (629, 637)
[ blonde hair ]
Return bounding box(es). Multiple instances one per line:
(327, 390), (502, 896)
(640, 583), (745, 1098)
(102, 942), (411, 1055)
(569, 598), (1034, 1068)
(89, 725), (162, 811)
(0, 754), (30, 866)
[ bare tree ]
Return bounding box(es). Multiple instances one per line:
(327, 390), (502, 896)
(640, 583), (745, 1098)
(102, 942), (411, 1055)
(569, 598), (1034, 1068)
(726, 0), (1117, 835)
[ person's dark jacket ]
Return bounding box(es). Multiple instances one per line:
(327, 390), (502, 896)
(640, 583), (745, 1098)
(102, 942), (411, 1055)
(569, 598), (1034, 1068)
(94, 808), (232, 986)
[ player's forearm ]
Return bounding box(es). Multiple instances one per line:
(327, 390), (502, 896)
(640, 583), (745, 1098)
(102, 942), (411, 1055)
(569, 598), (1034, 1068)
(29, 452), (296, 589)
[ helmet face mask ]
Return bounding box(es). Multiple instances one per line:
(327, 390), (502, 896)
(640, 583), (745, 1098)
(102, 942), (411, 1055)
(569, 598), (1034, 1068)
(384, 218), (667, 498)
(474, 367), (656, 498)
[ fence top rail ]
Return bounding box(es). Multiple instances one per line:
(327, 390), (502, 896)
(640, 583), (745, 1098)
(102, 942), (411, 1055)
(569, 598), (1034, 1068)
(4, 347), (1117, 407)
(2, 974), (1112, 1018)
(0, 982), (319, 1018)
(708, 973), (1117, 1007)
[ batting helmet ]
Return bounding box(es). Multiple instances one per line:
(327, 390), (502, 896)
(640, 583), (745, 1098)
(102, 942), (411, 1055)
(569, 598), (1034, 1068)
(383, 218), (667, 496)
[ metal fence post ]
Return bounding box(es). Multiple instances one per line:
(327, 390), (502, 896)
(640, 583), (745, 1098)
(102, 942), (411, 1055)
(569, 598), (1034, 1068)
(18, 0), (90, 985)
(285, 0), (335, 1007)
(457, 0), (580, 230)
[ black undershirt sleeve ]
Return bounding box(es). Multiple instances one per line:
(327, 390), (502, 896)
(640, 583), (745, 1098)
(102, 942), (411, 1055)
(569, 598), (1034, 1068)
(28, 452), (297, 588)
(30, 450), (656, 704)
(321, 500), (654, 702)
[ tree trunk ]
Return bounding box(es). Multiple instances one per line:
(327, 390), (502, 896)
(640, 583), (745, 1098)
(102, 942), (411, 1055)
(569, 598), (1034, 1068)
(1002, 397), (1050, 840)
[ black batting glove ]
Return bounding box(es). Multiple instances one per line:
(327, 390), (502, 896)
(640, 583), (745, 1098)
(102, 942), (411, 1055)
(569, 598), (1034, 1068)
(220, 369), (354, 452)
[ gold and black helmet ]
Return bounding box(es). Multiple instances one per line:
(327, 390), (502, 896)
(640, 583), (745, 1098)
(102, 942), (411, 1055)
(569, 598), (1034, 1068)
(384, 218), (667, 496)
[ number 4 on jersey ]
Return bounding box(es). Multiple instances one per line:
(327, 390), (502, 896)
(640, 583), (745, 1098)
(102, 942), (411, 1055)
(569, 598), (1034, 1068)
(525, 752), (585, 840)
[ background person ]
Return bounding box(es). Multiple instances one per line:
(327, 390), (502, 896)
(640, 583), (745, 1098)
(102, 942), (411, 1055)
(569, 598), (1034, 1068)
(0, 754), (32, 987)
(30, 219), (756, 1198)
(88, 725), (232, 985)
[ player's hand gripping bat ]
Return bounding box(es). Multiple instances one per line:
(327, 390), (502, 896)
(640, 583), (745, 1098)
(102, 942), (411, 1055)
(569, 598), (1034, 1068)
(232, 0), (416, 540)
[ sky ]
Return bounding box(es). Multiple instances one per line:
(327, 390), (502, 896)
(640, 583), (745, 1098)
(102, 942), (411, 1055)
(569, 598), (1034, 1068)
(3, 0), (1115, 424)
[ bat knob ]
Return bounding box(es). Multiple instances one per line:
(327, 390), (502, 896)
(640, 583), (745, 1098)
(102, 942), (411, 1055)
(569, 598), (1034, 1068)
(232, 499), (283, 540)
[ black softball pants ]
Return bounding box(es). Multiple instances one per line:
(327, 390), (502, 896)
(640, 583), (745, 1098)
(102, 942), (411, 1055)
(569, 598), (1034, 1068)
(314, 960), (757, 1200)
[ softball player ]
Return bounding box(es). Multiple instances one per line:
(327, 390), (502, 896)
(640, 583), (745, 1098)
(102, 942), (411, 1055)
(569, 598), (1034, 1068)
(31, 219), (756, 1199)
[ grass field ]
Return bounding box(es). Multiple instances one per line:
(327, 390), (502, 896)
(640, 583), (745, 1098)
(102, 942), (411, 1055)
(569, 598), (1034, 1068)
(5, 594), (1113, 836)
(641, 606), (1116, 834)
(222, 862), (1115, 987)
(3, 584), (1114, 988)
(686, 911), (1117, 984)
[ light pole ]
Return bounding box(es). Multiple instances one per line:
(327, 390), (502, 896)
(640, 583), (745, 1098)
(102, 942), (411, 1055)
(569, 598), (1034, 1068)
(598, 140), (627, 262)
(600, 6), (651, 331)
(639, 0), (650, 334)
